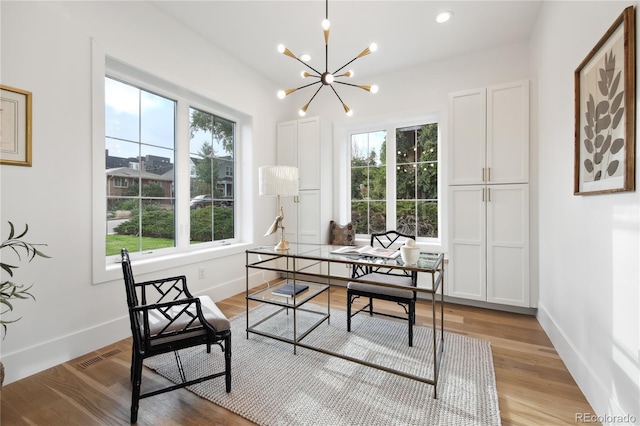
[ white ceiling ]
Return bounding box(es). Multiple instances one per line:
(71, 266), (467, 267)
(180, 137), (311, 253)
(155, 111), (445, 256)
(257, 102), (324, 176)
(151, 1), (543, 88)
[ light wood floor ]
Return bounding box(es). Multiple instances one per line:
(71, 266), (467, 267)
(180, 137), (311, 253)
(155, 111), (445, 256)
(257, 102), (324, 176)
(1, 285), (596, 425)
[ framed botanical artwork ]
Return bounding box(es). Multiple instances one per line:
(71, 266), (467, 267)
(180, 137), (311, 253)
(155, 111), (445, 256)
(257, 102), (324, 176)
(1, 84), (32, 167)
(574, 6), (635, 195)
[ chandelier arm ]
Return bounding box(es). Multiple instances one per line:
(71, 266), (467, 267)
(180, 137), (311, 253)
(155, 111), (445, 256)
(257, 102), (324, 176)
(332, 56), (361, 75)
(308, 85), (324, 104)
(290, 80), (322, 92)
(333, 81), (361, 88)
(333, 81), (374, 91)
(329, 84), (346, 104)
(291, 56), (324, 76)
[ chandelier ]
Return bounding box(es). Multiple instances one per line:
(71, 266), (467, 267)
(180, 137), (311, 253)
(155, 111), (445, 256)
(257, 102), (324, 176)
(276, 0), (378, 117)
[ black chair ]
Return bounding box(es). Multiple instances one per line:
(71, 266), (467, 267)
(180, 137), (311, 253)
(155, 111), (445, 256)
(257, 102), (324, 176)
(120, 248), (231, 423)
(346, 231), (418, 346)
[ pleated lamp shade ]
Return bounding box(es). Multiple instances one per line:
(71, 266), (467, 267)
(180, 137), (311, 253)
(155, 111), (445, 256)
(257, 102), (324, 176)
(259, 166), (299, 196)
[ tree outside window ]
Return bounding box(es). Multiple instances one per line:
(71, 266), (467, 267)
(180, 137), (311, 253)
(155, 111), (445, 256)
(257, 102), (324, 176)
(189, 108), (235, 243)
(349, 122), (439, 240)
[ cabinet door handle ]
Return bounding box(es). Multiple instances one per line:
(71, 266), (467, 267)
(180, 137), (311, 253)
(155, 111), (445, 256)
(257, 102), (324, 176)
(482, 188), (485, 202)
(487, 167), (491, 182)
(482, 167), (485, 182)
(488, 188), (491, 202)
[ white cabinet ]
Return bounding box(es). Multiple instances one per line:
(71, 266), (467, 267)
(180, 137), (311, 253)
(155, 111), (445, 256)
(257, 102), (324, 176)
(277, 117), (323, 244)
(449, 185), (529, 306)
(448, 80), (530, 308)
(449, 81), (529, 185)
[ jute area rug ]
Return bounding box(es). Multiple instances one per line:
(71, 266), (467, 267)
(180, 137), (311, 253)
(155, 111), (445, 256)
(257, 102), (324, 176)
(145, 304), (501, 425)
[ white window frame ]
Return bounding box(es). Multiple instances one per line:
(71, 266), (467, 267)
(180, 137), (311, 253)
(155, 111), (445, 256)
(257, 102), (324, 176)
(334, 112), (445, 252)
(91, 40), (251, 285)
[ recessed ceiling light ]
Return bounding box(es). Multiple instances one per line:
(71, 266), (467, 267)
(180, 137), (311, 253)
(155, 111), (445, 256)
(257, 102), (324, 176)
(301, 54), (311, 62)
(436, 11), (453, 23)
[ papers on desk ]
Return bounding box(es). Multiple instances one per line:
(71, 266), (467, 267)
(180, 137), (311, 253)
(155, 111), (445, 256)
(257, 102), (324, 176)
(331, 245), (401, 260)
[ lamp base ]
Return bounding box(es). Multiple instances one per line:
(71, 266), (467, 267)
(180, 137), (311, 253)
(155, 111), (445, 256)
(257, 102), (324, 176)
(274, 239), (289, 251)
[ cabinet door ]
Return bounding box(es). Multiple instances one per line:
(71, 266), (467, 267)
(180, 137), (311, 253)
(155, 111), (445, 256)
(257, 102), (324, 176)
(276, 120), (297, 168)
(280, 190), (321, 244)
(486, 81), (529, 184)
(297, 117), (320, 190)
(449, 88), (486, 185)
(448, 186), (486, 301)
(486, 184), (529, 306)
(296, 190), (321, 243)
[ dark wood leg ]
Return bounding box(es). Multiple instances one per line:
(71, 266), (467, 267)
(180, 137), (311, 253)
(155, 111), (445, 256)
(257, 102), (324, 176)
(347, 291), (352, 332)
(131, 354), (143, 423)
(225, 334), (232, 393)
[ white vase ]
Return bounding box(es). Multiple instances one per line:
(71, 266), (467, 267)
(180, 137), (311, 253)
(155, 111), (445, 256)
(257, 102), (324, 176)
(400, 246), (420, 265)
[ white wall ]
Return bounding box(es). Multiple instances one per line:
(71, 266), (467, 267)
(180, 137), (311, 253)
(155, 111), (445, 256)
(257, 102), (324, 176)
(0, 1), (285, 384)
(0, 0), (535, 386)
(531, 1), (639, 421)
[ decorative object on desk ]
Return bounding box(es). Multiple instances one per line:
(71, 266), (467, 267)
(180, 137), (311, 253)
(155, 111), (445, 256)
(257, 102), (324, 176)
(145, 304), (499, 426)
(331, 245), (400, 259)
(0, 85), (32, 167)
(276, 0), (379, 117)
(259, 165), (299, 251)
(400, 238), (421, 265)
(328, 220), (355, 245)
(271, 282), (310, 298)
(574, 6), (635, 195)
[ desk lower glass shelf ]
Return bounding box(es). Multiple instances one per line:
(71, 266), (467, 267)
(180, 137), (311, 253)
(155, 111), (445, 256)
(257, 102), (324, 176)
(247, 280), (329, 307)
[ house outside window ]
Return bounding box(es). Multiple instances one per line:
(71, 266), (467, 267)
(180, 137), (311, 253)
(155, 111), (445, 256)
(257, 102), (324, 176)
(104, 76), (238, 258)
(105, 77), (176, 255)
(349, 121), (440, 241)
(189, 107), (235, 243)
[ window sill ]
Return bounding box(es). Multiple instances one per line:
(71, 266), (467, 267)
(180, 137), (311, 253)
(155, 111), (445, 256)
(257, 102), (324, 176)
(94, 242), (253, 285)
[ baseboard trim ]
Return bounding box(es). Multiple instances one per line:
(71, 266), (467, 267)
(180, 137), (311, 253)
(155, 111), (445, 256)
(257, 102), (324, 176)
(536, 302), (636, 422)
(2, 278), (246, 385)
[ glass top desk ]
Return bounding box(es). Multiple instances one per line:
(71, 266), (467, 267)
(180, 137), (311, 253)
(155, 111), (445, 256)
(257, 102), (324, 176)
(245, 243), (445, 397)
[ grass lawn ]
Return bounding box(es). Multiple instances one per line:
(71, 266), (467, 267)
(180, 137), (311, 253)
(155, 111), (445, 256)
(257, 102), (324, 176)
(106, 235), (175, 256)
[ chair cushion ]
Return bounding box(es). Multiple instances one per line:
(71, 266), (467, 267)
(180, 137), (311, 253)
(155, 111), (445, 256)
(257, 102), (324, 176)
(347, 273), (415, 299)
(146, 295), (231, 336)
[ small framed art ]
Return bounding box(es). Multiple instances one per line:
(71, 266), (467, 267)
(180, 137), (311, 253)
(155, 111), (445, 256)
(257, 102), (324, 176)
(1, 85), (32, 167)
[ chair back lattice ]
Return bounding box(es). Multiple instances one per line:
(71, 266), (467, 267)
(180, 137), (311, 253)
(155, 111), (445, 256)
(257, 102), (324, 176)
(352, 230), (416, 278)
(120, 249), (211, 352)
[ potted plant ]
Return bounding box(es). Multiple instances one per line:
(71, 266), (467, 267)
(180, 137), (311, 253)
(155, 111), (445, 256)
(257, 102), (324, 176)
(0, 222), (50, 386)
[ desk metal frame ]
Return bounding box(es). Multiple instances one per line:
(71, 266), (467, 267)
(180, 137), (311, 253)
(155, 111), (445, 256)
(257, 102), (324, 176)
(245, 244), (445, 397)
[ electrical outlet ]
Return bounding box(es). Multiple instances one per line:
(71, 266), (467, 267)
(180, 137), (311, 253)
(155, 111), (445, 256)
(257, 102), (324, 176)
(198, 267), (206, 279)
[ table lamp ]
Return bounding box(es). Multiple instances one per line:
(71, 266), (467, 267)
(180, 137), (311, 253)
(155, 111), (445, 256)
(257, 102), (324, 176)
(259, 165), (299, 251)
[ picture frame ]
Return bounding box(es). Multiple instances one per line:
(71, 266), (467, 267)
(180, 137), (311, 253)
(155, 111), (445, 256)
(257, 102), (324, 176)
(574, 6), (635, 195)
(1, 84), (32, 167)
